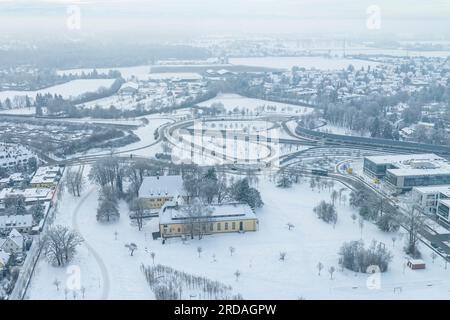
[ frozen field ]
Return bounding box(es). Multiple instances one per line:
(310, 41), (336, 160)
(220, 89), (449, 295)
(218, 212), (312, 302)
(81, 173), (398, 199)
(198, 93), (314, 115)
(26, 171), (450, 300)
(230, 56), (382, 71)
(57, 66), (151, 81)
(0, 79), (116, 102)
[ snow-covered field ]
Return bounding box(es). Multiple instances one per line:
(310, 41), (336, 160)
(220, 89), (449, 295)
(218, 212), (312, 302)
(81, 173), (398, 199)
(318, 123), (370, 137)
(26, 171), (450, 300)
(57, 66), (151, 81)
(67, 116), (172, 158)
(0, 79), (116, 102)
(198, 93), (314, 116)
(230, 56), (381, 71)
(146, 73), (203, 81)
(0, 107), (35, 115)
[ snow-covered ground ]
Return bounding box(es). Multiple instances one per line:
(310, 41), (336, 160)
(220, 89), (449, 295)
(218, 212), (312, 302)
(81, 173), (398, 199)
(198, 93), (314, 116)
(146, 73), (203, 81)
(57, 66), (151, 81)
(0, 79), (116, 102)
(0, 107), (35, 115)
(318, 123), (370, 137)
(230, 56), (382, 71)
(26, 171), (450, 300)
(66, 116), (172, 158)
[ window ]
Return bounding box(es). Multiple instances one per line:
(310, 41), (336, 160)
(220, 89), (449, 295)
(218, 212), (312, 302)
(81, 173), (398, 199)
(210, 223), (213, 231)
(232, 222), (236, 230)
(217, 223), (221, 231)
(177, 228), (181, 233)
(225, 223), (229, 230)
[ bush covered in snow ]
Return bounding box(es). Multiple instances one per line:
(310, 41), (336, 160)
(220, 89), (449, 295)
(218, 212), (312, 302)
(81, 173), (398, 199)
(376, 212), (400, 232)
(339, 240), (392, 273)
(313, 201), (337, 224)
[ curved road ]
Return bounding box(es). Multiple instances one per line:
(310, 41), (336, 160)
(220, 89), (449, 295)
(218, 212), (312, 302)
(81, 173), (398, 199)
(71, 185), (110, 300)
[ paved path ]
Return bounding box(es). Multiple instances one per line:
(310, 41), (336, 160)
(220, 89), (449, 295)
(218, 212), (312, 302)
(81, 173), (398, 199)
(72, 186), (110, 300)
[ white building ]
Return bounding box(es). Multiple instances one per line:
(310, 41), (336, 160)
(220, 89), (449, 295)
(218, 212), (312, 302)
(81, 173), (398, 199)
(0, 214), (33, 233)
(412, 185), (450, 215)
(0, 143), (36, 169)
(118, 82), (139, 95)
(0, 187), (54, 209)
(437, 199), (450, 224)
(364, 154), (450, 192)
(0, 229), (24, 254)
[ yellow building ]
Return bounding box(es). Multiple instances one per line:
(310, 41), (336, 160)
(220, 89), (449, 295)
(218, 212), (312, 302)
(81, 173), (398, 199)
(138, 175), (184, 210)
(30, 166), (62, 188)
(159, 202), (258, 238)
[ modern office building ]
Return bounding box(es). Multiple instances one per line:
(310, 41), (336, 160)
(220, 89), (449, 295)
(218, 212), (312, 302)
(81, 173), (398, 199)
(437, 199), (450, 223)
(412, 185), (450, 215)
(363, 154), (450, 192)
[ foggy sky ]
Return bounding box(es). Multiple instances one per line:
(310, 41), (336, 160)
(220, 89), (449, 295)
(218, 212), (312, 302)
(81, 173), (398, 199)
(1, 0), (450, 40)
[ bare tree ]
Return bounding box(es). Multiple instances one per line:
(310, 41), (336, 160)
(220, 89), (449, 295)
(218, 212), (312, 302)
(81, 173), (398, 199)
(431, 252), (438, 264)
(403, 204), (425, 258)
(181, 199), (214, 240)
(129, 198), (146, 231)
(197, 246), (203, 258)
(234, 270), (241, 282)
(125, 243), (138, 256)
(65, 167), (84, 197)
(328, 266), (336, 280)
(151, 252), (156, 264)
(44, 225), (83, 267)
(331, 190), (339, 205)
(317, 262), (324, 276)
(53, 278), (61, 291)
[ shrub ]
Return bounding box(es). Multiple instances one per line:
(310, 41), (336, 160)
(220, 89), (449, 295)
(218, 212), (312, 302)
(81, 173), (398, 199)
(376, 212), (400, 232)
(339, 240), (392, 273)
(313, 201), (337, 224)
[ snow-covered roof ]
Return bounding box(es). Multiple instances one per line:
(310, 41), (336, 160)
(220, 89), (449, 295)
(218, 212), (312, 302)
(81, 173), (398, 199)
(408, 259), (425, 265)
(138, 175), (184, 198)
(0, 250), (10, 266)
(30, 166), (60, 185)
(413, 185), (450, 197)
(0, 214), (33, 230)
(366, 153), (450, 178)
(0, 187), (53, 202)
(159, 202), (256, 225)
(365, 153), (444, 165)
(119, 82), (139, 91)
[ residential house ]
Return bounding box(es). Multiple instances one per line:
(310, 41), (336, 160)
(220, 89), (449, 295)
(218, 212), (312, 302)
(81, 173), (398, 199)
(138, 175), (185, 210)
(0, 229), (23, 254)
(0, 214), (33, 233)
(30, 166), (62, 188)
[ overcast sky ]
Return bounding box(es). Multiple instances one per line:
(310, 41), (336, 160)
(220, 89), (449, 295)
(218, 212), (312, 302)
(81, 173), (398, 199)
(1, 0), (450, 39)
